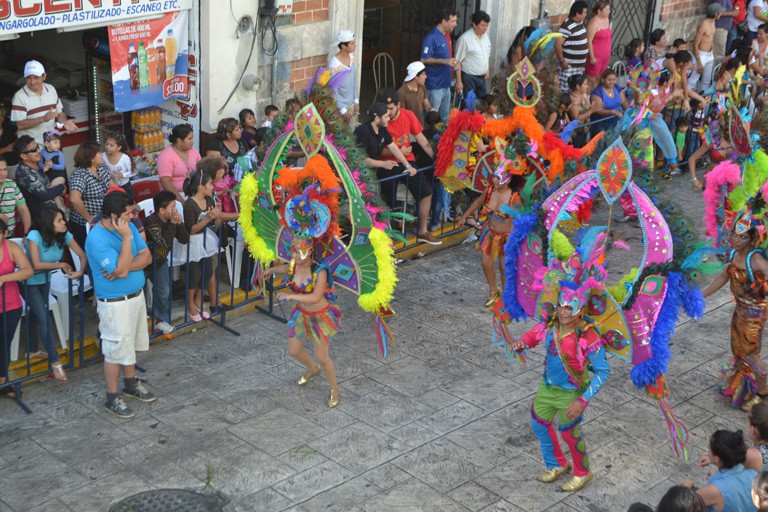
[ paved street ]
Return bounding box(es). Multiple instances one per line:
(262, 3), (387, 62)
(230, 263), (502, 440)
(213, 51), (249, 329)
(0, 173), (750, 512)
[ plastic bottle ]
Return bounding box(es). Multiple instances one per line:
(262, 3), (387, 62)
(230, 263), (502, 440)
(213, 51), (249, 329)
(128, 43), (139, 90)
(147, 44), (157, 86)
(138, 41), (149, 88)
(165, 29), (176, 79)
(156, 39), (166, 83)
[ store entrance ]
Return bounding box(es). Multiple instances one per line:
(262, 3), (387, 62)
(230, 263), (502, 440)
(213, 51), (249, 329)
(1, 28), (129, 163)
(359, 0), (480, 107)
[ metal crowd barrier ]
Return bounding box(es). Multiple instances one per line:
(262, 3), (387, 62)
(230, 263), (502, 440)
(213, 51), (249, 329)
(0, 167), (477, 412)
(7, 83), (746, 411)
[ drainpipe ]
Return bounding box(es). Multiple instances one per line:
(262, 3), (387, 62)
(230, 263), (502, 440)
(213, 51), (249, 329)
(272, 34), (279, 106)
(532, 0), (550, 30)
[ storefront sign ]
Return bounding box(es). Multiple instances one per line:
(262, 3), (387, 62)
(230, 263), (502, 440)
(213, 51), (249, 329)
(0, 0), (192, 36)
(109, 9), (188, 112)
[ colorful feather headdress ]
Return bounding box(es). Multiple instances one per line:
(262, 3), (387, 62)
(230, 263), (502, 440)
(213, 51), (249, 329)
(238, 69), (401, 356)
(502, 138), (704, 459)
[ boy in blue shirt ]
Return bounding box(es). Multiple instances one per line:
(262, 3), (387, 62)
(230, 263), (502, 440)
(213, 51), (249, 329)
(85, 189), (155, 419)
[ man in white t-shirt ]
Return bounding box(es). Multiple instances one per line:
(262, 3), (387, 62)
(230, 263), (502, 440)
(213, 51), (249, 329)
(329, 30), (359, 123)
(11, 61), (77, 145)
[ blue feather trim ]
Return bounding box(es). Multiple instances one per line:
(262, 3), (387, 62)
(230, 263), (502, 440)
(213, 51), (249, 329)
(503, 212), (539, 322)
(681, 278), (705, 319)
(630, 271), (681, 389)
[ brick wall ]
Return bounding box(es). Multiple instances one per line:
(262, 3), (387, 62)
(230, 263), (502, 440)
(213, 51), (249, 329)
(286, 1), (331, 91)
(291, 0), (330, 24)
(660, 0), (707, 21)
(290, 55), (329, 91)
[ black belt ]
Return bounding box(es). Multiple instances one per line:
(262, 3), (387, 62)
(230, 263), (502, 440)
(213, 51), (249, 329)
(463, 71), (486, 78)
(98, 290), (142, 303)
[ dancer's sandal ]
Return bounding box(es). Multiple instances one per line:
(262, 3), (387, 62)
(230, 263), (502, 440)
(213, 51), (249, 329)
(327, 387), (340, 408)
(51, 362), (68, 383)
(560, 472), (592, 492)
(536, 462), (571, 483)
(742, 395), (763, 413)
(485, 289), (501, 308)
(297, 365), (321, 386)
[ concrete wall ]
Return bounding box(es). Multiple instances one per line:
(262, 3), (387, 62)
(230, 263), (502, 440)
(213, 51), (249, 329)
(199, 0), (364, 133)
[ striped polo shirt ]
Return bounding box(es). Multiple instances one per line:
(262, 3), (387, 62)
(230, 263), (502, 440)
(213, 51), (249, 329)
(11, 84), (63, 144)
(559, 19), (588, 66)
(0, 179), (26, 235)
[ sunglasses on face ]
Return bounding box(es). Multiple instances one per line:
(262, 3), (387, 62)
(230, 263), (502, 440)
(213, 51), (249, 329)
(22, 144), (41, 154)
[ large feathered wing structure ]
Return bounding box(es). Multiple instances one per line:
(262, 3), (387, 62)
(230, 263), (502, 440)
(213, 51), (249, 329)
(503, 138), (701, 459)
(238, 70), (400, 357)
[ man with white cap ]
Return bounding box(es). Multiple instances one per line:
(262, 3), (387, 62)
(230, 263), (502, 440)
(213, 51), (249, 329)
(329, 30), (359, 123)
(11, 61), (77, 146)
(397, 61), (435, 128)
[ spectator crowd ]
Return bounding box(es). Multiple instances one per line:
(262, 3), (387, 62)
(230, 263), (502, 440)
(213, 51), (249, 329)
(2, 4), (768, 507)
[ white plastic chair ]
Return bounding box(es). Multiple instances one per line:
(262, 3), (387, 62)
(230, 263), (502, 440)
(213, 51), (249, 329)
(48, 246), (92, 349)
(612, 61), (628, 89)
(373, 52), (396, 95)
(7, 238), (66, 361)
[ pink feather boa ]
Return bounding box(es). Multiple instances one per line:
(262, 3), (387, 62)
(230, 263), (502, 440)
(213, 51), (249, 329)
(702, 161), (742, 238)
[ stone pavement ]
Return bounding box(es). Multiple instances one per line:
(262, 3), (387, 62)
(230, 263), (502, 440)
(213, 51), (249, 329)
(0, 173), (750, 512)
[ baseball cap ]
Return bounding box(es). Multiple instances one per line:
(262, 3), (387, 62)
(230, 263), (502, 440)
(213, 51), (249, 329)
(706, 3), (725, 15)
(378, 89), (399, 105)
(24, 60), (45, 77)
(336, 29), (355, 45)
(404, 61), (426, 82)
(366, 102), (388, 122)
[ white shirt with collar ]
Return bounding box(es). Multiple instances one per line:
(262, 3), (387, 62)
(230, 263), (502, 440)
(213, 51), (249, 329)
(454, 28), (492, 76)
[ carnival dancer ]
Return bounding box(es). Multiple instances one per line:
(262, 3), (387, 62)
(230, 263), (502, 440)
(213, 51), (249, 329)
(510, 238), (610, 492)
(458, 155), (517, 307)
(264, 236), (342, 408)
(700, 73), (768, 411)
(702, 212), (768, 412)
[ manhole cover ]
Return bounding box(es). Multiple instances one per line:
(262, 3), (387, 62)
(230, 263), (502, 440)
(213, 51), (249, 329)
(107, 489), (226, 512)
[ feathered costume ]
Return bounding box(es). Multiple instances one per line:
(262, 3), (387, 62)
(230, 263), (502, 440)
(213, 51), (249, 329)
(514, 227), (612, 491)
(502, 137), (707, 463)
(702, 88), (768, 408)
(238, 69), (401, 356)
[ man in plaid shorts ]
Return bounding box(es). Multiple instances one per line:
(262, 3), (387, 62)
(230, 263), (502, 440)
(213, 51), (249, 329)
(555, 1), (589, 93)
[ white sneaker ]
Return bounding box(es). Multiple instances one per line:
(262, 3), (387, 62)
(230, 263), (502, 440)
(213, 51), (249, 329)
(155, 321), (174, 334)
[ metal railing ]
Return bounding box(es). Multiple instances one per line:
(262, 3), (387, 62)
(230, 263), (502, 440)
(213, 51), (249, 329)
(0, 168), (472, 412)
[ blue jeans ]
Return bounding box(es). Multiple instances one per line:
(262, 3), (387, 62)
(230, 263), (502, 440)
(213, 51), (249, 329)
(726, 27), (738, 56)
(427, 87), (451, 123)
(150, 261), (172, 324)
(23, 281), (60, 364)
(460, 72), (488, 103)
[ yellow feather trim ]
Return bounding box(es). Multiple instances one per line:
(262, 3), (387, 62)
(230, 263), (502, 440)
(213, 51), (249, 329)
(238, 173), (276, 264)
(317, 69), (332, 87)
(358, 227), (397, 312)
(550, 229), (574, 261)
(606, 268), (639, 303)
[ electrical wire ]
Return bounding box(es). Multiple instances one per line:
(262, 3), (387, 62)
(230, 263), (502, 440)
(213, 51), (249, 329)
(217, 27), (258, 114)
(261, 13), (278, 56)
(229, 0), (238, 24)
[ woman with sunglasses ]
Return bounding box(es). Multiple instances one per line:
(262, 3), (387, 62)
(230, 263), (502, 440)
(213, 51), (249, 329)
(68, 141), (117, 249)
(13, 135), (66, 221)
